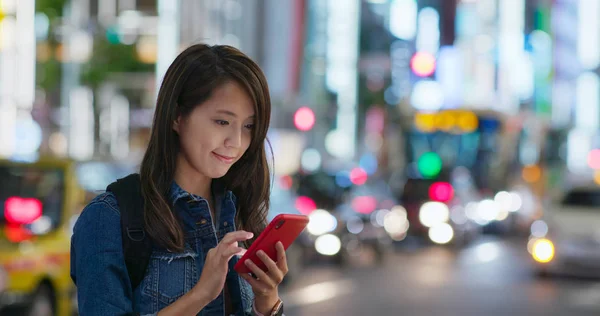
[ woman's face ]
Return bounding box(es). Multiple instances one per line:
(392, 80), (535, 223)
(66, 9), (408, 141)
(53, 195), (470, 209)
(174, 80), (255, 180)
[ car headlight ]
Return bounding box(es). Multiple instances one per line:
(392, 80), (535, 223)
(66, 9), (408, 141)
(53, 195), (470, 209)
(532, 238), (554, 263)
(383, 211), (409, 235)
(314, 234), (341, 256)
(428, 223), (454, 244)
(307, 209), (338, 236)
(419, 202), (449, 228)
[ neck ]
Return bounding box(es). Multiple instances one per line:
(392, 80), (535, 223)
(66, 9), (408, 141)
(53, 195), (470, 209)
(174, 155), (212, 199)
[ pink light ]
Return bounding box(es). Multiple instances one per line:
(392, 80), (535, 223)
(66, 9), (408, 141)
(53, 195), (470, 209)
(349, 168), (368, 185)
(588, 149), (600, 170)
(280, 175), (293, 190)
(294, 107), (316, 131)
(352, 196), (378, 214)
(5, 197), (43, 225)
(410, 52), (436, 77)
(428, 182), (454, 202)
(295, 196), (317, 215)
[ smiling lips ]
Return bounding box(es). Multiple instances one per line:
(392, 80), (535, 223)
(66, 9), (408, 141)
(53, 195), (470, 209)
(212, 152), (236, 164)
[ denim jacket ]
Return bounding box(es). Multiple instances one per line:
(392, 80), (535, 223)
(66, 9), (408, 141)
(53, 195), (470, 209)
(70, 181), (256, 316)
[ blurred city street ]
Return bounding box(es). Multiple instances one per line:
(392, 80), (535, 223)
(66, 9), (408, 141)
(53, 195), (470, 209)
(282, 237), (600, 316)
(3, 0), (600, 315)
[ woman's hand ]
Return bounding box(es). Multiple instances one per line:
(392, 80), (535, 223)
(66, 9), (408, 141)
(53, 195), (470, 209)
(239, 241), (288, 314)
(193, 231), (253, 303)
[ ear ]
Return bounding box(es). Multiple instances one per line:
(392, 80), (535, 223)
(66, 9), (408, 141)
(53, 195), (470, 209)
(173, 115), (182, 133)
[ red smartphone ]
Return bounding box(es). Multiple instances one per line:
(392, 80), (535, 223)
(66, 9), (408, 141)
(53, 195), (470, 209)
(234, 213), (309, 274)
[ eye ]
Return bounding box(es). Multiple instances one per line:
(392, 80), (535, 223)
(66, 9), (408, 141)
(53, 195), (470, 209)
(245, 123), (255, 130)
(215, 120), (229, 126)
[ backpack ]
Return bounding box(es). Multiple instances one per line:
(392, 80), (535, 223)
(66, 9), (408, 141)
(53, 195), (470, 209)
(106, 173), (152, 291)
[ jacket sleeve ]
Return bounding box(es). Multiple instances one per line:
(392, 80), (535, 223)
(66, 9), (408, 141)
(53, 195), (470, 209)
(70, 197), (136, 315)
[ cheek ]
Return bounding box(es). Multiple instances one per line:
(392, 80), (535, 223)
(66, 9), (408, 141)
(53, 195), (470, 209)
(179, 126), (211, 156)
(243, 133), (252, 151)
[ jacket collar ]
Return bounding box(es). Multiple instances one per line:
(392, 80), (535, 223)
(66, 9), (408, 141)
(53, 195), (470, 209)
(168, 179), (235, 206)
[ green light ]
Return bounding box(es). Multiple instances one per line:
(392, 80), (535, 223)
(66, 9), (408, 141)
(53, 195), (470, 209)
(418, 152), (442, 178)
(106, 26), (120, 44)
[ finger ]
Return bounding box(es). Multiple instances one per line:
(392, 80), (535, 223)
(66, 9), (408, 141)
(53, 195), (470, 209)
(275, 241), (288, 275)
(221, 231), (254, 245)
(244, 259), (274, 287)
(256, 250), (284, 284)
(239, 273), (270, 296)
(236, 248), (248, 258)
(222, 246), (244, 260)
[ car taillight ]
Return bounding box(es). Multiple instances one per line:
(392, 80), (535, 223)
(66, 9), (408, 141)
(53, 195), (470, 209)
(428, 182), (454, 202)
(4, 225), (33, 243)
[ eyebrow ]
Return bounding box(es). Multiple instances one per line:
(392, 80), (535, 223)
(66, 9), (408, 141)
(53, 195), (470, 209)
(216, 109), (255, 119)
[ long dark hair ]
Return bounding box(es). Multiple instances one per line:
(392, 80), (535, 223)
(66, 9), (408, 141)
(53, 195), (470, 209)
(140, 44), (272, 252)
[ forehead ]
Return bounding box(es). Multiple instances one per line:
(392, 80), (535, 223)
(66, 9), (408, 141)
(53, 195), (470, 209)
(201, 81), (255, 117)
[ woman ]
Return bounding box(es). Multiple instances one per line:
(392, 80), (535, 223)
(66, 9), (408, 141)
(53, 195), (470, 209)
(71, 44), (286, 316)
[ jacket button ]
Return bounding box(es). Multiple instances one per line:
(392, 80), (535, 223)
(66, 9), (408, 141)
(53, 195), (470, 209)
(223, 222), (228, 227)
(197, 219), (208, 225)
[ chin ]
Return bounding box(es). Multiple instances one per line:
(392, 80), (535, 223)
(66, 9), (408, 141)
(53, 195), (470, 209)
(208, 167), (231, 179)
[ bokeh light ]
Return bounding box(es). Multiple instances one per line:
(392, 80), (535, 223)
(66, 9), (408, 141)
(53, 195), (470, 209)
(349, 168), (368, 185)
(522, 164), (542, 183)
(428, 223), (454, 244)
(428, 182), (454, 202)
(352, 196), (378, 214)
(418, 152), (442, 178)
(301, 148), (322, 172)
(410, 51), (436, 77)
(335, 171), (353, 188)
(359, 153), (378, 175)
(295, 196), (317, 215)
(294, 107), (316, 131)
(587, 149), (600, 169)
(532, 238), (554, 263)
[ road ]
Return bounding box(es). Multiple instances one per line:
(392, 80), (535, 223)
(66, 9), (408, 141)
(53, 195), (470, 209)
(280, 237), (600, 316)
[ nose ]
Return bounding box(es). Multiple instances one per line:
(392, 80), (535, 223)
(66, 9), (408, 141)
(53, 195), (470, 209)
(225, 125), (243, 149)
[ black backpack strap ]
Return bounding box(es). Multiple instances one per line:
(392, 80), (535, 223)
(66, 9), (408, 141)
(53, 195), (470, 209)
(106, 173), (152, 291)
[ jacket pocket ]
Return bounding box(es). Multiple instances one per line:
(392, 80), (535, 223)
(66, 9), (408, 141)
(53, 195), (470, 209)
(143, 248), (199, 307)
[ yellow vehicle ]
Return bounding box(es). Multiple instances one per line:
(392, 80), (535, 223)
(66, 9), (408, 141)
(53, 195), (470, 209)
(0, 158), (84, 316)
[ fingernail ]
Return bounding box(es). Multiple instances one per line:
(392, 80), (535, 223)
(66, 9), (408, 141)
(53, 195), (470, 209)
(257, 250), (264, 256)
(245, 259), (251, 266)
(247, 233), (254, 238)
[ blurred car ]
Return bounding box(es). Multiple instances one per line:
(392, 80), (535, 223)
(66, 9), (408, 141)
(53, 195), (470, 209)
(291, 171), (348, 264)
(333, 177), (398, 264)
(529, 187), (600, 278)
(0, 158), (85, 316)
(394, 167), (481, 247)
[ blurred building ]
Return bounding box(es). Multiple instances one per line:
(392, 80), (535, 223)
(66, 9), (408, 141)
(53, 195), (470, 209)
(2, 0), (600, 194)
(0, 0), (309, 164)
